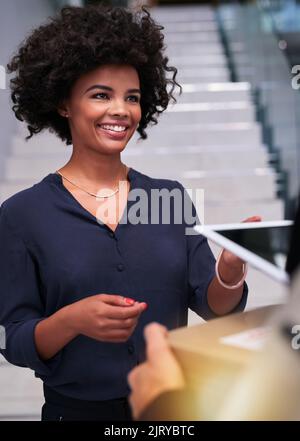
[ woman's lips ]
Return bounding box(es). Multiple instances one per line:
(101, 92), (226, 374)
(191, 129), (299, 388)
(96, 125), (128, 140)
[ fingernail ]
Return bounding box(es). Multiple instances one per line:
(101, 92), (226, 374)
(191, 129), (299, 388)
(141, 302), (148, 310)
(124, 297), (135, 305)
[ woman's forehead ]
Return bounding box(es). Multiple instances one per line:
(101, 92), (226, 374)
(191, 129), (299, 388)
(70, 64), (140, 95)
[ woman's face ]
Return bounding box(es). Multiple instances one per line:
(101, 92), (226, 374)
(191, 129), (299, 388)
(60, 64), (142, 155)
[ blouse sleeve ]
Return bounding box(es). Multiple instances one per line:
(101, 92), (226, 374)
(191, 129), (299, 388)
(0, 203), (61, 377)
(175, 181), (248, 320)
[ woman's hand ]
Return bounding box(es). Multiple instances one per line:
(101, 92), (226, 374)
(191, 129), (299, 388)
(128, 323), (185, 420)
(65, 294), (147, 343)
(221, 216), (262, 271)
(207, 216), (262, 315)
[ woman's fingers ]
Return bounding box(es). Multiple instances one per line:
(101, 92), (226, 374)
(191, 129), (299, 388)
(222, 216), (262, 266)
(99, 294), (137, 307)
(105, 317), (138, 330)
(104, 302), (147, 320)
(98, 294), (147, 319)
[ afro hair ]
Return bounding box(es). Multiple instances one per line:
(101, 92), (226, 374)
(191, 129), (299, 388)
(7, 4), (181, 145)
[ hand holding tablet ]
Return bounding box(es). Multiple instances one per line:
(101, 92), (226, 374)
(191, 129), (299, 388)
(195, 219), (293, 285)
(220, 216), (262, 268)
(214, 216), (262, 289)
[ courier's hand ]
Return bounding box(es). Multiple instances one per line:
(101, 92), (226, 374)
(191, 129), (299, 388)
(128, 323), (185, 420)
(66, 294), (147, 342)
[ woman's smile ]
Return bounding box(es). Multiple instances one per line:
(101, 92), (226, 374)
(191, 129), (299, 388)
(95, 123), (129, 140)
(60, 64), (142, 155)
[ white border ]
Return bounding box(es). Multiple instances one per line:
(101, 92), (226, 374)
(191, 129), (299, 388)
(194, 220), (293, 285)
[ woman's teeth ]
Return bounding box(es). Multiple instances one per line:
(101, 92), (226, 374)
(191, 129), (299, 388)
(98, 125), (127, 132)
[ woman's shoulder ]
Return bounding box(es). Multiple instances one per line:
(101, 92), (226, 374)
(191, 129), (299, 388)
(0, 174), (53, 219)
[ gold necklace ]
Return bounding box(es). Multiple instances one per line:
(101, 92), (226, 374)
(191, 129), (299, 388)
(55, 165), (128, 199)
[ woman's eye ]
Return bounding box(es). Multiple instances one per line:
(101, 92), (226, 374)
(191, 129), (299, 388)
(128, 95), (140, 103)
(93, 93), (108, 99)
(91, 93), (140, 102)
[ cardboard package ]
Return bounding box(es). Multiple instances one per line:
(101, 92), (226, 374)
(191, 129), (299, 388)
(168, 306), (280, 419)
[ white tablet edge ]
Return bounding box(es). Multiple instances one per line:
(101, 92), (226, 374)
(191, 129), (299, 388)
(199, 220), (293, 231)
(194, 223), (292, 285)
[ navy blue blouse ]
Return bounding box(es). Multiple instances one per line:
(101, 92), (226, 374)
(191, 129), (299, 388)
(0, 168), (248, 400)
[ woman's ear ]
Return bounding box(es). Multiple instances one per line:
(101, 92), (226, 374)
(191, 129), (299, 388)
(57, 102), (69, 118)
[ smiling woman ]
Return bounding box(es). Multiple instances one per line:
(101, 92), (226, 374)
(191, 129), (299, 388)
(7, 5), (179, 145)
(0, 2), (250, 423)
(57, 65), (142, 154)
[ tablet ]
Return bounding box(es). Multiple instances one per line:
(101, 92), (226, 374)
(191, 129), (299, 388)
(194, 220), (293, 285)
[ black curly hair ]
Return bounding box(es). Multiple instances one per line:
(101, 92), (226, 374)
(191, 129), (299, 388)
(7, 4), (181, 145)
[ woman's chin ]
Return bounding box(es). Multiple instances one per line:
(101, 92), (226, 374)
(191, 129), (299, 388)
(91, 140), (128, 155)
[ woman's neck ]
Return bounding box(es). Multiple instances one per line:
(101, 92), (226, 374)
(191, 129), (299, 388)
(57, 150), (128, 189)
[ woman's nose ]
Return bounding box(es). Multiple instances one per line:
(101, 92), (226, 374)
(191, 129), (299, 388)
(108, 98), (129, 117)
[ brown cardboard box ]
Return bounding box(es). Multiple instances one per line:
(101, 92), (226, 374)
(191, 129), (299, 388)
(168, 306), (280, 418)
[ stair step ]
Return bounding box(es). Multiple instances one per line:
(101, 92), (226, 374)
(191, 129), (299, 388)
(163, 22), (218, 32)
(176, 89), (251, 103)
(203, 199), (284, 224)
(170, 55), (227, 68)
(177, 69), (230, 83)
(161, 102), (255, 124)
(152, 8), (216, 22)
(5, 155), (70, 179)
(141, 123), (262, 146)
(178, 171), (278, 201)
(5, 148), (269, 180)
(165, 32), (221, 44)
(167, 44), (224, 56)
(123, 149), (269, 172)
(0, 363), (43, 419)
(173, 82), (251, 103)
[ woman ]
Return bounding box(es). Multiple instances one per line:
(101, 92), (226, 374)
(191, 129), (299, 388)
(0, 4), (251, 421)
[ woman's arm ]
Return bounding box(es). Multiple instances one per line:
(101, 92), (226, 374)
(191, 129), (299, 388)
(207, 216), (261, 316)
(207, 253), (245, 316)
(34, 304), (78, 361)
(34, 294), (147, 361)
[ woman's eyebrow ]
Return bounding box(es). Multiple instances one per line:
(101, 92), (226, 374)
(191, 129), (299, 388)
(85, 84), (141, 94)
